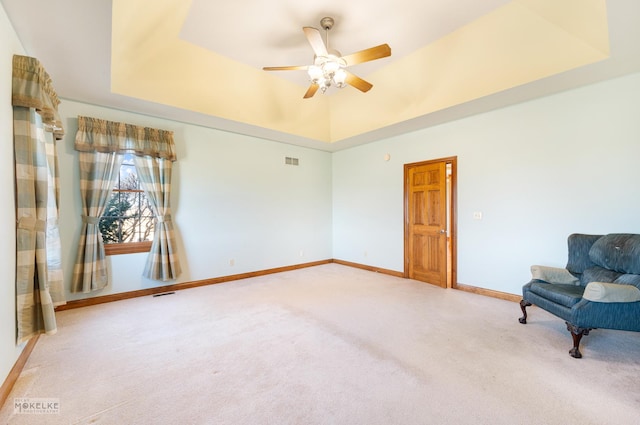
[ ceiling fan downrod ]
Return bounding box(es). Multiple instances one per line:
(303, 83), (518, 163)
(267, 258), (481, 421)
(320, 17), (335, 49)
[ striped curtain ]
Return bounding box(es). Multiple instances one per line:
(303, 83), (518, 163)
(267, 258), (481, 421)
(134, 156), (181, 280)
(73, 116), (180, 288)
(71, 152), (124, 293)
(12, 55), (65, 343)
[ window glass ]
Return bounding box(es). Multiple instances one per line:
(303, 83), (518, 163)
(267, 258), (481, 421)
(99, 154), (155, 245)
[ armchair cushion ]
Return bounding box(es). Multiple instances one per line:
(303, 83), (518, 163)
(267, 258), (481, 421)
(589, 233), (640, 274)
(583, 281), (640, 303)
(579, 266), (623, 286)
(614, 273), (640, 290)
(529, 282), (584, 307)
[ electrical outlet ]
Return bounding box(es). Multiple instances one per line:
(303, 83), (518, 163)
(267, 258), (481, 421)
(229, 259), (235, 266)
(473, 211), (483, 220)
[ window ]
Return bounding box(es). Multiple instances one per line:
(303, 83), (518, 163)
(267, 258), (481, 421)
(100, 154), (154, 255)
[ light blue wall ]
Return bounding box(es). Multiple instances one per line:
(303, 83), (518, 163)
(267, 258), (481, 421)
(57, 101), (334, 301)
(0, 3), (26, 393)
(333, 72), (640, 294)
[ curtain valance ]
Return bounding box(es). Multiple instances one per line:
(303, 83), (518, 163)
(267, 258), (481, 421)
(12, 55), (64, 140)
(74, 116), (177, 161)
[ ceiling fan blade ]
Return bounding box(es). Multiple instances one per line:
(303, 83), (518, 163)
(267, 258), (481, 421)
(341, 44), (391, 66)
(303, 27), (328, 57)
(344, 71), (373, 93)
(303, 84), (319, 99)
(263, 65), (309, 71)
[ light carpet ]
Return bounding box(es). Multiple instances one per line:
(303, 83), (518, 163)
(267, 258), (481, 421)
(1, 263), (639, 424)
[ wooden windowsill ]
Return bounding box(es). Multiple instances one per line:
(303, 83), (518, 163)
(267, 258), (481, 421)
(104, 241), (152, 256)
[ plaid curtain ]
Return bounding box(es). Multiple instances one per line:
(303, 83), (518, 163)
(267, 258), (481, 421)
(73, 116), (180, 287)
(71, 152), (123, 293)
(134, 156), (181, 280)
(12, 55), (64, 140)
(14, 106), (65, 343)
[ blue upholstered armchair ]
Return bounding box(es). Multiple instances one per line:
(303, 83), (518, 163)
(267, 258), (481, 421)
(519, 233), (640, 358)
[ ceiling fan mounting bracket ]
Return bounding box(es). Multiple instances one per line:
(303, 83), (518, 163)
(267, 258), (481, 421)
(320, 17), (335, 31)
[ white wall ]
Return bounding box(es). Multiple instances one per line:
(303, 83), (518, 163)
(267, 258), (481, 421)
(57, 101), (333, 301)
(0, 3), (26, 391)
(333, 72), (640, 294)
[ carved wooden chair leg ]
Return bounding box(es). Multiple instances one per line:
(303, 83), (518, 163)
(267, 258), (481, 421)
(566, 322), (591, 358)
(519, 300), (532, 324)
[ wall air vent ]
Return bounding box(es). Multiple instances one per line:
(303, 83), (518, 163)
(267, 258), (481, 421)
(285, 157), (299, 166)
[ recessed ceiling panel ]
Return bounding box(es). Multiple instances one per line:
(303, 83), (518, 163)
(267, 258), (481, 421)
(110, 0), (609, 144)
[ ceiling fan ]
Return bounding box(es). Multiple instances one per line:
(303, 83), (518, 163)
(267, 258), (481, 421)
(263, 17), (391, 99)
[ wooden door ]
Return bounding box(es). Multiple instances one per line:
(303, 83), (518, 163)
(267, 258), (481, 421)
(405, 160), (448, 287)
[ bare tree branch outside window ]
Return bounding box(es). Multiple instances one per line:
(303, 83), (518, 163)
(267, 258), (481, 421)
(100, 154), (155, 244)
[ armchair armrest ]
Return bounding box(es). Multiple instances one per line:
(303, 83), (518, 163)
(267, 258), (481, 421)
(583, 282), (640, 303)
(531, 265), (579, 284)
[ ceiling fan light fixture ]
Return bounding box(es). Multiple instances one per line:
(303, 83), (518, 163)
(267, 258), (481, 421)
(323, 57), (341, 74)
(333, 69), (347, 88)
(308, 64), (324, 83)
(307, 55), (347, 93)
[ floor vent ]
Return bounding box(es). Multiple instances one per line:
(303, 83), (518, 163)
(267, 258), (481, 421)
(285, 157), (299, 166)
(152, 291), (176, 298)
